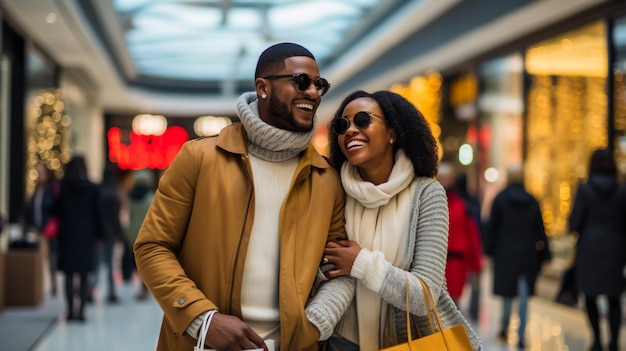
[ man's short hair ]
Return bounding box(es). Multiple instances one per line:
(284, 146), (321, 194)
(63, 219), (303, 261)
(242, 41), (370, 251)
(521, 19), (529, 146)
(255, 42), (315, 79)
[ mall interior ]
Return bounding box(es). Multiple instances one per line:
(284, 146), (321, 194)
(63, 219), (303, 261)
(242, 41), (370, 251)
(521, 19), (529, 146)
(0, 0), (626, 350)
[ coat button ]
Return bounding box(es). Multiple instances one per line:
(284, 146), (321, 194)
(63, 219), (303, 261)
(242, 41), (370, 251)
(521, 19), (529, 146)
(178, 298), (185, 305)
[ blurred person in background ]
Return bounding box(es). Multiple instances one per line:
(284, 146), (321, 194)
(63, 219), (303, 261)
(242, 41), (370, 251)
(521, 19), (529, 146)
(485, 164), (551, 349)
(117, 169), (135, 283)
(23, 163), (55, 233)
(436, 163), (483, 309)
(456, 171), (483, 321)
(568, 148), (626, 351)
(317, 90), (481, 351)
(23, 163), (59, 296)
(91, 163), (125, 303)
(455, 172), (482, 235)
(125, 168), (155, 300)
(53, 155), (104, 322)
(134, 42), (350, 351)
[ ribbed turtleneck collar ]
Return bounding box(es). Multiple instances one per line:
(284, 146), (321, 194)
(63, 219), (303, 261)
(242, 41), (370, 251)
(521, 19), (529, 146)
(236, 92), (315, 162)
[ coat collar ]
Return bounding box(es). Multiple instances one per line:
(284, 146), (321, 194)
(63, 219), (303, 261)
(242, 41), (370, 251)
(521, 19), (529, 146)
(216, 122), (331, 170)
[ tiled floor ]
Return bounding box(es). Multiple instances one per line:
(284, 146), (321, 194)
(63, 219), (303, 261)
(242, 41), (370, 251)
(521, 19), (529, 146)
(29, 278), (163, 351)
(2, 257), (625, 351)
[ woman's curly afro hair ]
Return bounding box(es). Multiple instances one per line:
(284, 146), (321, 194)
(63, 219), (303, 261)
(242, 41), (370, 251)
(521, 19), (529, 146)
(328, 90), (438, 178)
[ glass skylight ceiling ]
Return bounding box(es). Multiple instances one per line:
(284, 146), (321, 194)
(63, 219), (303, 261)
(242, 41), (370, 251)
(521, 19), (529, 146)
(111, 0), (396, 84)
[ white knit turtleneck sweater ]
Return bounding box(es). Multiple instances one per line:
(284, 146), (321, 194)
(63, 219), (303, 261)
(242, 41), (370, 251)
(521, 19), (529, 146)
(241, 154), (298, 340)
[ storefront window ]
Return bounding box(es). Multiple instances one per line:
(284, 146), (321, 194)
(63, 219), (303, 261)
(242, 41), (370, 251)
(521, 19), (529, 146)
(525, 21), (608, 236)
(613, 17), (626, 181)
(440, 72), (479, 200)
(444, 72), (478, 161)
(477, 54), (524, 221)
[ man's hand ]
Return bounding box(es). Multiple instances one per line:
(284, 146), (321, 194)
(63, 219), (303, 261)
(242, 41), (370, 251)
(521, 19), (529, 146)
(204, 313), (267, 351)
(323, 240), (361, 279)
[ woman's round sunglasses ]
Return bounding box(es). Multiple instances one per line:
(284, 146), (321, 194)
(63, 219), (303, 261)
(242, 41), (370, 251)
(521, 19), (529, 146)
(262, 73), (331, 96)
(330, 111), (385, 135)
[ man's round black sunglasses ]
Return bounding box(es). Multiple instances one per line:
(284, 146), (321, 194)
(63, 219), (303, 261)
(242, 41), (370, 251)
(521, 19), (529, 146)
(262, 73), (331, 96)
(330, 111), (385, 135)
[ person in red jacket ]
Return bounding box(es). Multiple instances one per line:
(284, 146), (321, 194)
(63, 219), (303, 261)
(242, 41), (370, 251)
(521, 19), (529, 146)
(437, 163), (483, 304)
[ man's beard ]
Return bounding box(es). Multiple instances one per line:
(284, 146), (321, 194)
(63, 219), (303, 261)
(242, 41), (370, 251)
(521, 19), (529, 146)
(269, 95), (314, 133)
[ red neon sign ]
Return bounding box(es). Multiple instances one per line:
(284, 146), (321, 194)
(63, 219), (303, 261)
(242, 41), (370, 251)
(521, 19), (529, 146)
(107, 126), (188, 170)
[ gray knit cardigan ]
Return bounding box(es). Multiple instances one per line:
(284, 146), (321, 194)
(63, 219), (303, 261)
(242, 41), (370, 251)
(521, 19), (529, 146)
(306, 177), (482, 350)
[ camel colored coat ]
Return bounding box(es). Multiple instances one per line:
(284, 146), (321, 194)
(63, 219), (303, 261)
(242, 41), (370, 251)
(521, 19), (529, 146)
(134, 123), (346, 350)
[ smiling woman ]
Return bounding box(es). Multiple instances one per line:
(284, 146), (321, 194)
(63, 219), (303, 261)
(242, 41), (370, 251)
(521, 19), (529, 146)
(310, 90), (482, 351)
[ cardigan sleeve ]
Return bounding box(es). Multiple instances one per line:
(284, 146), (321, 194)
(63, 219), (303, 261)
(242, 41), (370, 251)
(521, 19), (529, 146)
(378, 179), (449, 317)
(305, 275), (355, 340)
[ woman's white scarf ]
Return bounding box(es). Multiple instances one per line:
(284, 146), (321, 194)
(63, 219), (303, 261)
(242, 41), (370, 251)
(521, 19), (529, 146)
(341, 149), (416, 350)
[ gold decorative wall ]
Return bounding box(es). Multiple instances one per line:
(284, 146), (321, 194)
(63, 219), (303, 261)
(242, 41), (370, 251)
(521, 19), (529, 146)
(390, 71), (443, 159)
(526, 76), (607, 235)
(25, 88), (72, 196)
(524, 21), (608, 236)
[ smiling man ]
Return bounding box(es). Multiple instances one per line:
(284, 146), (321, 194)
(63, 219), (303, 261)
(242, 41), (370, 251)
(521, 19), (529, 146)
(134, 42), (353, 351)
